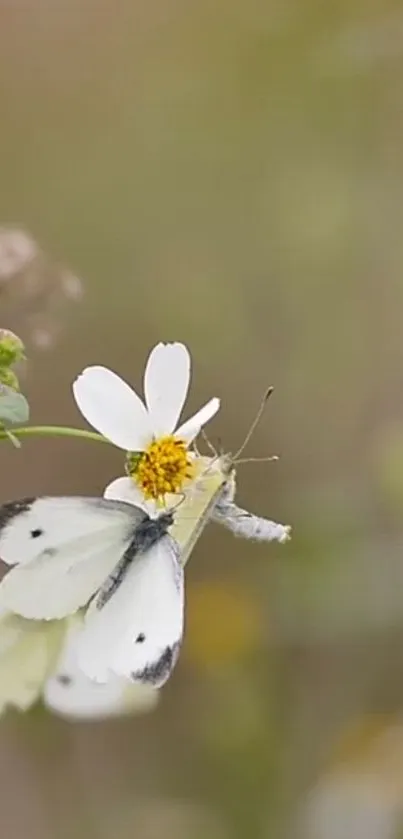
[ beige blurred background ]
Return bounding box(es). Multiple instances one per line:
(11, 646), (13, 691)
(2, 1), (403, 837)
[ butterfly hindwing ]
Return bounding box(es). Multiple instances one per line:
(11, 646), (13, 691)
(76, 534), (184, 688)
(44, 615), (159, 720)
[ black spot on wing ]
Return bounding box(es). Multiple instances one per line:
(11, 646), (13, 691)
(0, 497), (35, 532)
(56, 673), (73, 687)
(135, 633), (145, 644)
(131, 642), (181, 688)
(31, 528), (43, 538)
(43, 547), (57, 558)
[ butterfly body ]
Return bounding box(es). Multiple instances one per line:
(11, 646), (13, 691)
(97, 509), (174, 608)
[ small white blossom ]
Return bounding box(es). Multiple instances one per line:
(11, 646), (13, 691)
(73, 342), (220, 504)
(73, 341), (219, 452)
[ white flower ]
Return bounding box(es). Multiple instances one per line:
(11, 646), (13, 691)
(103, 454), (220, 522)
(73, 341), (219, 450)
(73, 342), (220, 503)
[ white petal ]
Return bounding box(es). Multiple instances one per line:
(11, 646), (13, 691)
(103, 477), (156, 516)
(104, 477), (146, 506)
(176, 397), (220, 444)
(144, 343), (190, 436)
(103, 478), (189, 519)
(73, 366), (152, 450)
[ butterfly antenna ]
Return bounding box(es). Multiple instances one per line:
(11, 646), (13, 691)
(236, 454), (279, 464)
(217, 436), (225, 457)
(201, 428), (218, 457)
(171, 492), (186, 513)
(233, 386), (274, 461)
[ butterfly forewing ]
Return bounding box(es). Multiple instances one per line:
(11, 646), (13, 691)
(0, 497), (148, 620)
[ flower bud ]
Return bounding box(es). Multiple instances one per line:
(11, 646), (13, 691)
(0, 329), (25, 367)
(0, 368), (20, 391)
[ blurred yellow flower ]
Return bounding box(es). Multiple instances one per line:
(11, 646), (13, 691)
(185, 579), (263, 669)
(330, 714), (397, 770)
(373, 423), (403, 512)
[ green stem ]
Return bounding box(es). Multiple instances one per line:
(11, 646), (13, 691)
(0, 426), (109, 444)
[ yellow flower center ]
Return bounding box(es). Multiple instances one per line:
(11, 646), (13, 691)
(128, 435), (194, 501)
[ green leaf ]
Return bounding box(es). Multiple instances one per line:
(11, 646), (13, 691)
(0, 386), (29, 426)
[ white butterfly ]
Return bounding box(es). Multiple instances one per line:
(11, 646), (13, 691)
(0, 454), (291, 696)
(0, 497), (184, 687)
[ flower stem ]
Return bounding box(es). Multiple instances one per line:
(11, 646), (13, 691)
(0, 426), (109, 445)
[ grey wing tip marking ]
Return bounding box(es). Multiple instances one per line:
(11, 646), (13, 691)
(0, 497), (36, 531)
(167, 537), (183, 587)
(131, 642), (181, 688)
(87, 497), (149, 518)
(56, 673), (73, 687)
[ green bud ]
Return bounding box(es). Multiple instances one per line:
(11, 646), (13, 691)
(0, 368), (20, 391)
(125, 451), (142, 476)
(0, 329), (25, 367)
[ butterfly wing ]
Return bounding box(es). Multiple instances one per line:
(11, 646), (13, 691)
(0, 608), (64, 714)
(0, 497), (147, 620)
(44, 615), (159, 720)
(169, 456), (229, 566)
(76, 534), (184, 688)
